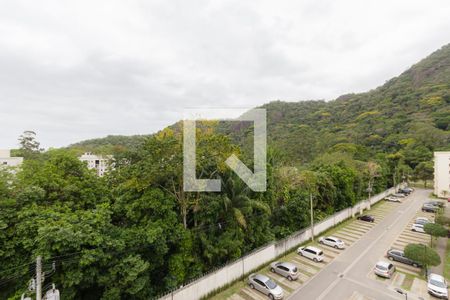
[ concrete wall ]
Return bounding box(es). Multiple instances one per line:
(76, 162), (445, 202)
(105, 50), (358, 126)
(159, 185), (401, 300)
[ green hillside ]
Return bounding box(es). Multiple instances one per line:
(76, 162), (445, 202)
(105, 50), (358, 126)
(73, 45), (450, 168)
(223, 44), (450, 167)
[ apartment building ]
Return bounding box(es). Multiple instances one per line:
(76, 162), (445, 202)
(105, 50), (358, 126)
(79, 152), (112, 177)
(0, 149), (23, 168)
(434, 151), (450, 198)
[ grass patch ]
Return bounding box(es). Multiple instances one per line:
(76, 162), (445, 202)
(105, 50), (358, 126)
(400, 272), (415, 291)
(445, 239), (450, 281)
(208, 281), (246, 300)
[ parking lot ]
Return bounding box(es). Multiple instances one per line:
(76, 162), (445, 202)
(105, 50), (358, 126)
(366, 198), (444, 300)
(211, 199), (407, 300)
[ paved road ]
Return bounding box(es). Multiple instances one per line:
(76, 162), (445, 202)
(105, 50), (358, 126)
(288, 189), (430, 300)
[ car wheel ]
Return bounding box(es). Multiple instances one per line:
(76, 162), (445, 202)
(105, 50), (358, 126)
(412, 263), (418, 268)
(319, 240), (323, 244)
(269, 294), (274, 300)
(388, 256), (393, 261)
(334, 245), (338, 249)
(270, 268), (275, 273)
(288, 275), (293, 281)
(300, 252), (304, 257)
(313, 258), (318, 262)
(412, 229), (416, 232)
(249, 283), (254, 289)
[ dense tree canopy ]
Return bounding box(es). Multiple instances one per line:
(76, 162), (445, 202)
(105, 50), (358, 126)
(2, 44), (450, 299)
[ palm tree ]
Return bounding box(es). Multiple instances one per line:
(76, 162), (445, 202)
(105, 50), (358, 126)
(220, 172), (271, 229)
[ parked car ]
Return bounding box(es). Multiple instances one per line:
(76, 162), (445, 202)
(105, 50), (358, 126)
(385, 196), (401, 202)
(411, 223), (425, 233)
(422, 203), (438, 213)
(398, 189), (411, 195)
(427, 273), (448, 299)
(270, 262), (299, 281)
(248, 273), (284, 300)
(374, 261), (395, 278)
(415, 217), (433, 225)
(297, 246), (324, 262)
(357, 215), (375, 223)
(318, 236), (345, 249)
(401, 187), (413, 194)
(393, 193), (406, 198)
(427, 201), (445, 208)
(386, 249), (421, 268)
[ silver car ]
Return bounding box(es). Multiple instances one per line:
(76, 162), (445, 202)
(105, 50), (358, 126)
(248, 273), (284, 299)
(374, 261), (395, 278)
(318, 236), (345, 249)
(270, 261), (299, 281)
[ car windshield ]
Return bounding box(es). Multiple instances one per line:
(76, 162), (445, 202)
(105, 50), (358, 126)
(266, 279), (277, 289)
(318, 251), (323, 255)
(377, 265), (387, 271)
(430, 279), (446, 288)
(336, 239), (342, 243)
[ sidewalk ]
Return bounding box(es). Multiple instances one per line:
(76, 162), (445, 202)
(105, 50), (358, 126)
(429, 201), (449, 275)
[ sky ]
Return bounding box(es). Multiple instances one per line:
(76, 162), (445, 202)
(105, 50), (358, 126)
(0, 0), (450, 149)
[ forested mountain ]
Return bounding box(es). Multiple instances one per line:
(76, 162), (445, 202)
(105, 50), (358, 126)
(73, 44), (450, 167)
(1, 45), (449, 300)
(223, 44), (450, 166)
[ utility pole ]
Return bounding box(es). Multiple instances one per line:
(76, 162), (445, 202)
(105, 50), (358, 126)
(310, 193), (314, 241)
(36, 256), (42, 300)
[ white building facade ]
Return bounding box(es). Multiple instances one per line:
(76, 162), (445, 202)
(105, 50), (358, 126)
(79, 152), (112, 177)
(0, 149), (23, 168)
(434, 151), (450, 198)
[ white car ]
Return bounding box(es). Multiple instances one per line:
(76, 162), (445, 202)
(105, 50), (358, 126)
(297, 246), (324, 262)
(385, 196), (401, 202)
(318, 236), (345, 249)
(428, 273), (448, 299)
(411, 223), (425, 233)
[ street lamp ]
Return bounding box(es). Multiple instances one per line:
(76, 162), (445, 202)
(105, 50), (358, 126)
(395, 288), (407, 300)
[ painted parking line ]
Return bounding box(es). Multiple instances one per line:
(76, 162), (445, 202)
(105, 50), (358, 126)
(228, 294), (247, 300)
(315, 244), (342, 255)
(339, 229), (364, 239)
(265, 274), (295, 293)
(350, 223), (373, 230)
(397, 235), (429, 244)
(291, 258), (320, 275)
(342, 226), (368, 235)
(332, 232), (357, 241)
(294, 255), (326, 269)
(241, 287), (267, 300)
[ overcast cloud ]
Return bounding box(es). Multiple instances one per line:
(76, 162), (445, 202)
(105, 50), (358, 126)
(0, 0), (449, 148)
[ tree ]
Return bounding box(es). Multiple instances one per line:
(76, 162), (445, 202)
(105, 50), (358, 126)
(414, 161), (434, 188)
(404, 244), (441, 272)
(424, 223), (448, 247)
(18, 130), (42, 156)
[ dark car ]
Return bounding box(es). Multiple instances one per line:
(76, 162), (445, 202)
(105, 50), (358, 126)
(427, 201), (445, 208)
(398, 188), (411, 195)
(387, 249), (421, 268)
(422, 204), (438, 213)
(357, 215), (375, 222)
